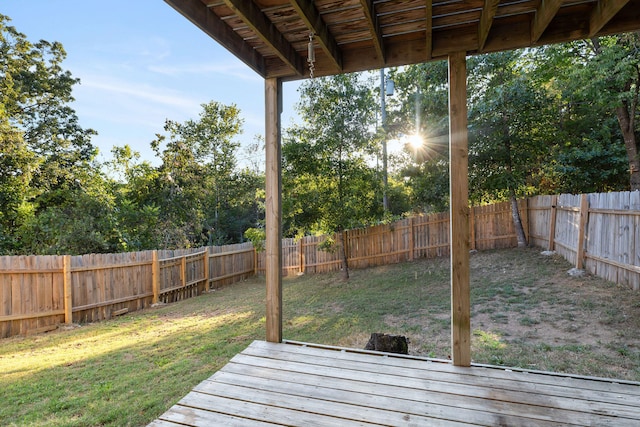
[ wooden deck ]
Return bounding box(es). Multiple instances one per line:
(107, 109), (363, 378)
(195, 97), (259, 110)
(149, 340), (640, 426)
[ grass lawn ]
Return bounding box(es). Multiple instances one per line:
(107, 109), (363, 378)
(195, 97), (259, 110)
(1, 248), (639, 426)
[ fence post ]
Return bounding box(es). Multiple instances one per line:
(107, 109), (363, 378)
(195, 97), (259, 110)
(254, 246), (258, 275)
(63, 255), (72, 324)
(152, 250), (159, 304)
(203, 248), (210, 292)
(298, 238), (305, 274)
(548, 195), (558, 251)
(181, 254), (187, 287)
(469, 206), (476, 251)
(408, 217), (414, 261)
(575, 194), (589, 269)
(343, 230), (349, 264)
(522, 198), (530, 242)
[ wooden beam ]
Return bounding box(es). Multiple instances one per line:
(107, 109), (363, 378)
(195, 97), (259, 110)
(289, 0), (343, 72)
(359, 0), (385, 64)
(531, 0), (563, 42)
(448, 52), (471, 367)
(265, 77), (283, 343)
(478, 0), (500, 52)
(223, 0), (304, 76)
(425, 1), (433, 60)
(589, 0), (630, 37)
(164, 0), (266, 77)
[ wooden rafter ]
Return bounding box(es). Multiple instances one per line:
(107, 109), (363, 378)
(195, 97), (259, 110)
(478, 0), (500, 52)
(425, 1), (433, 60)
(531, 0), (563, 42)
(359, 0), (385, 64)
(165, 0), (266, 76)
(168, 0), (640, 81)
(222, 0), (304, 76)
(589, 0), (630, 37)
(289, 0), (343, 72)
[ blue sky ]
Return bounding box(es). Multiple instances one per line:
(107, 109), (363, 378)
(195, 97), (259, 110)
(2, 0), (301, 168)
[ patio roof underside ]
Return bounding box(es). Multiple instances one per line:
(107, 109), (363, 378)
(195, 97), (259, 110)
(166, 0), (640, 81)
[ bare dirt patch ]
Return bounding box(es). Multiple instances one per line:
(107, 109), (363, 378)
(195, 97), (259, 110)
(309, 248), (640, 380)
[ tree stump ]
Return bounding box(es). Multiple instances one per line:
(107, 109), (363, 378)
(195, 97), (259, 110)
(364, 333), (408, 354)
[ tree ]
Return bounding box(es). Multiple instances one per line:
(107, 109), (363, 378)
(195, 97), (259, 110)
(1, 14), (108, 254)
(386, 62), (451, 214)
(284, 73), (380, 279)
(0, 117), (35, 252)
(468, 51), (554, 247)
(107, 145), (163, 251)
(150, 101), (244, 248)
(535, 35), (640, 190)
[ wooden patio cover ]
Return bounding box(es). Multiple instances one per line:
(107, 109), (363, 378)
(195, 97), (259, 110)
(165, 0), (640, 366)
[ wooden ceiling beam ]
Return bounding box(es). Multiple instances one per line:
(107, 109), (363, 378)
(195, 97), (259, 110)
(222, 0), (305, 76)
(425, 2), (433, 60)
(359, 0), (385, 64)
(478, 0), (500, 52)
(531, 0), (563, 42)
(165, 0), (266, 77)
(589, 0), (630, 37)
(289, 0), (343, 72)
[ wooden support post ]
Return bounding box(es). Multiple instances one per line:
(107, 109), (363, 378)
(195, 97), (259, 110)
(548, 195), (558, 251)
(576, 193), (589, 269)
(152, 250), (159, 304)
(265, 77), (283, 343)
(203, 248), (210, 292)
(448, 52), (471, 367)
(63, 255), (72, 324)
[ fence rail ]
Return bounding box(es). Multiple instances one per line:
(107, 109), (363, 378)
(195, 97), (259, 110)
(2, 191), (639, 339)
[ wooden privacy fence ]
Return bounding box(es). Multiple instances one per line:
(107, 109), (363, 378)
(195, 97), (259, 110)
(2, 191), (639, 339)
(529, 191), (640, 290)
(0, 243), (254, 338)
(256, 200), (526, 275)
(258, 191), (639, 291)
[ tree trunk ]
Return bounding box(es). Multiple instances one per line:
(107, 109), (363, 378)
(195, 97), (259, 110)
(591, 37), (640, 191)
(339, 230), (349, 280)
(510, 192), (528, 248)
(616, 104), (640, 190)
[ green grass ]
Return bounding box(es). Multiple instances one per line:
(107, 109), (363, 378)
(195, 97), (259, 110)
(1, 248), (639, 426)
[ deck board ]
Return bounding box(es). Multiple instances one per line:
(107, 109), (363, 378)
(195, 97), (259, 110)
(150, 340), (640, 426)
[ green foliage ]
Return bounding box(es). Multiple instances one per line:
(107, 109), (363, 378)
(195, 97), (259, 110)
(0, 15), (263, 254)
(2, 10), (638, 254)
(152, 101), (245, 247)
(244, 227), (265, 252)
(468, 50), (554, 203)
(283, 73), (382, 236)
(533, 35), (640, 190)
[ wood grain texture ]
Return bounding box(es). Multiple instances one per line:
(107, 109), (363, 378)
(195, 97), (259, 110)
(151, 340), (640, 426)
(448, 52), (471, 367)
